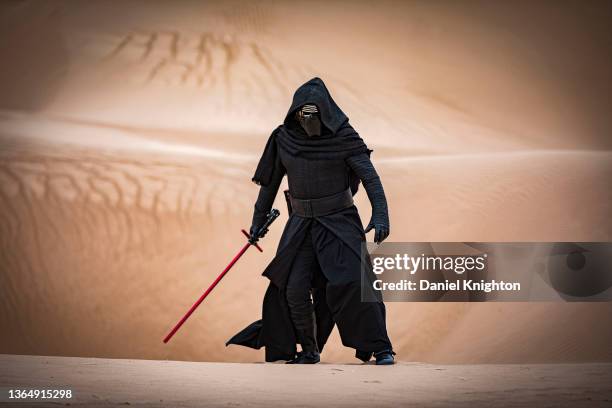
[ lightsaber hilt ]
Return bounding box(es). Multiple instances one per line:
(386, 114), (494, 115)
(249, 208), (280, 245)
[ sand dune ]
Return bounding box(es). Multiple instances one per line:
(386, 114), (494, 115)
(2, 1), (611, 151)
(1, 116), (611, 363)
(1, 0), (611, 365)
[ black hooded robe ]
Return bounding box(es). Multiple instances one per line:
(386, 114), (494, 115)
(226, 78), (393, 362)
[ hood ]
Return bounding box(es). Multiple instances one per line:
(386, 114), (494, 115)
(283, 77), (348, 134)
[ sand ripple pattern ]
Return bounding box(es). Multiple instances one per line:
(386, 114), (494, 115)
(0, 140), (259, 360)
(101, 30), (314, 101)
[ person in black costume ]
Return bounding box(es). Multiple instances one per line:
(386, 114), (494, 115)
(226, 77), (395, 365)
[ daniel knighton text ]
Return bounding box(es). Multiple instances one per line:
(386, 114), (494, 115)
(360, 242), (612, 302)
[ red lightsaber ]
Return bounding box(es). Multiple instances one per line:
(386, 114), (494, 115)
(163, 209), (280, 344)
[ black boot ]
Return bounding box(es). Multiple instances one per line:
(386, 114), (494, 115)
(286, 350), (320, 364)
(374, 349), (396, 365)
(286, 327), (320, 364)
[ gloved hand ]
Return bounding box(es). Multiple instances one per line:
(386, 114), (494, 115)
(249, 224), (268, 242)
(364, 220), (389, 244)
(250, 211), (268, 242)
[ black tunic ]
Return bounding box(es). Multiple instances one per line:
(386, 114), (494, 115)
(226, 78), (393, 361)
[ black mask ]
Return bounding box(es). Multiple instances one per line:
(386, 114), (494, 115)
(296, 104), (321, 137)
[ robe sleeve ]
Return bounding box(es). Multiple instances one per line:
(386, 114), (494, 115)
(346, 153), (389, 227)
(252, 153), (286, 228)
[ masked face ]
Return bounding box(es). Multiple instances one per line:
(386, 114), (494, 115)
(296, 104), (321, 137)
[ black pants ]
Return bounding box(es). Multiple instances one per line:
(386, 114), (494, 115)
(285, 228), (319, 353)
(254, 210), (393, 360)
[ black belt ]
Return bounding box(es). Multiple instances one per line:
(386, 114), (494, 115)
(289, 188), (354, 217)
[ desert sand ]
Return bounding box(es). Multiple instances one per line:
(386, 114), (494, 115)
(1, 354), (612, 407)
(1, 0), (611, 369)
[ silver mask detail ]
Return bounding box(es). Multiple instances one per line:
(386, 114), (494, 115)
(296, 104), (321, 137)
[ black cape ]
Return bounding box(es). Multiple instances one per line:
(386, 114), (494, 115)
(226, 78), (391, 361)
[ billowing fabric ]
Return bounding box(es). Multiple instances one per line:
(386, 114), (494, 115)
(226, 210), (391, 361)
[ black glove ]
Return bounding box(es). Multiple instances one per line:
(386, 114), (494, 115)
(249, 224), (269, 242)
(250, 211), (268, 242)
(364, 220), (389, 244)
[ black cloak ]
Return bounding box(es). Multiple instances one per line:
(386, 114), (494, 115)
(226, 78), (392, 362)
(252, 77), (371, 195)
